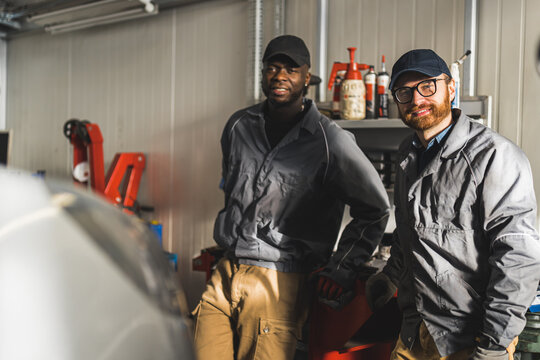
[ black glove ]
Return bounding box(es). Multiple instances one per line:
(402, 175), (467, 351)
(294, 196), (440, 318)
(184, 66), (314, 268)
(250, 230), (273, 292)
(365, 271), (397, 312)
(317, 275), (344, 299)
(468, 347), (508, 360)
(316, 274), (355, 310)
(468, 335), (517, 360)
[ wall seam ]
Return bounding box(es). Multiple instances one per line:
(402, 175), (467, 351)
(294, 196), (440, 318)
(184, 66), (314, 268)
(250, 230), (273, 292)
(359, 0), (363, 56)
(168, 10), (177, 252)
(67, 36), (73, 175)
(0, 39), (6, 130)
(375, 0), (379, 64)
(431, 0), (437, 49)
(452, 0), (457, 62)
(494, 0), (502, 132)
(412, 0), (416, 47)
(517, 0), (526, 146)
(392, 0), (397, 60)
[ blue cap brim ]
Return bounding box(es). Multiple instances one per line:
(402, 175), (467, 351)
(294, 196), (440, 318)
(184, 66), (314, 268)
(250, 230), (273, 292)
(389, 68), (446, 90)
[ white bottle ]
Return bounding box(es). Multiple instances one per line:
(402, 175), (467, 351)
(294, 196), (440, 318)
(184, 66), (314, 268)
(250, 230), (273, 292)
(340, 78), (366, 120)
(450, 50), (471, 109)
(450, 62), (460, 109)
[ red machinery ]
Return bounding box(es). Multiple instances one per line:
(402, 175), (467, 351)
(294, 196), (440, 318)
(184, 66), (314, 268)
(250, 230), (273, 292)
(192, 246), (226, 281)
(63, 119), (146, 213)
(308, 279), (400, 359)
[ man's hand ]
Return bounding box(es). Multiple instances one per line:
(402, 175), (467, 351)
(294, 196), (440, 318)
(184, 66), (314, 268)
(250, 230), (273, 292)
(313, 273), (355, 310)
(468, 347), (508, 360)
(317, 275), (344, 300)
(365, 271), (397, 312)
(469, 336), (518, 360)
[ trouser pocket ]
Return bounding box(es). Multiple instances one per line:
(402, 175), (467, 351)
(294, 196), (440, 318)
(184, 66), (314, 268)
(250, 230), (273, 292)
(193, 300), (235, 360)
(253, 318), (302, 360)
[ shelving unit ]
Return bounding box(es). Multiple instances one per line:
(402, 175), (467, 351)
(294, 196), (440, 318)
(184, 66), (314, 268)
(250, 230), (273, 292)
(333, 119), (413, 153)
(327, 95), (492, 130)
(334, 118), (406, 129)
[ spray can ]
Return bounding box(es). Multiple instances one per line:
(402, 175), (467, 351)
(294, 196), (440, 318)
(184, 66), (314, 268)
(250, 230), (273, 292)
(377, 55), (390, 118)
(331, 70), (346, 119)
(450, 50), (471, 109)
(364, 65), (377, 119)
(328, 47), (370, 120)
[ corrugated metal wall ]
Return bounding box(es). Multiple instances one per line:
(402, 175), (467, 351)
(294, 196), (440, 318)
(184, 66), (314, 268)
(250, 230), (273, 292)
(284, 0), (464, 101)
(5, 0), (540, 308)
(476, 0), (540, 224)
(6, 0), (248, 308)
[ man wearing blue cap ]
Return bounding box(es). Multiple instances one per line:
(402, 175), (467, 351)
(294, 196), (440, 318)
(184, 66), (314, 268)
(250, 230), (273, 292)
(192, 35), (390, 360)
(365, 49), (540, 359)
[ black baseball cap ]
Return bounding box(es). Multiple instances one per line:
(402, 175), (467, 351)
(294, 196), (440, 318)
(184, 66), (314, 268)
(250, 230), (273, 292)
(262, 35), (311, 68)
(390, 49), (451, 90)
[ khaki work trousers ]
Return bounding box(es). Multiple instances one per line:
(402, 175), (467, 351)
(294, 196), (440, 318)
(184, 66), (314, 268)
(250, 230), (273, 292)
(391, 322), (474, 360)
(391, 321), (518, 360)
(193, 258), (311, 360)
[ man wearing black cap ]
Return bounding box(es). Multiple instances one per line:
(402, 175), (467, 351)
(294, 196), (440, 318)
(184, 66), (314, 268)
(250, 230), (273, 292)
(365, 48), (540, 359)
(192, 35), (390, 360)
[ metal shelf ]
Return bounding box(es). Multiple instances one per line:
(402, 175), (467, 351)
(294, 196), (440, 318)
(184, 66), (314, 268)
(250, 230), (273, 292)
(330, 96), (492, 129)
(334, 118), (406, 129)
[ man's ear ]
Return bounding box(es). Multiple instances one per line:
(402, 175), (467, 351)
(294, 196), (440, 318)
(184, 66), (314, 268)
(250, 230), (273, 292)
(305, 71), (312, 86)
(448, 77), (456, 103)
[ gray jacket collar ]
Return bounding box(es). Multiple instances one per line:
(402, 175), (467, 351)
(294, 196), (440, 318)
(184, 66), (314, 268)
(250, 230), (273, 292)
(439, 108), (470, 159)
(399, 108), (471, 181)
(245, 98), (320, 135)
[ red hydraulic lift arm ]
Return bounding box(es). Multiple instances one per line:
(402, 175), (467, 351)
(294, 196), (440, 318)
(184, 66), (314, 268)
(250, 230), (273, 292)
(104, 152), (146, 210)
(63, 119), (146, 213)
(64, 119), (105, 192)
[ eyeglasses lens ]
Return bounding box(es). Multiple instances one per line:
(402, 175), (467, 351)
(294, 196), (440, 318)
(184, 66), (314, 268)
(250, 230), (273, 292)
(394, 79), (438, 104)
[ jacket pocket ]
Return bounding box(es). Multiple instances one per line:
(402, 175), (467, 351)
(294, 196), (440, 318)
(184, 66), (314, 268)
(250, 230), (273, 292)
(435, 270), (482, 320)
(432, 186), (476, 229)
(253, 318), (302, 360)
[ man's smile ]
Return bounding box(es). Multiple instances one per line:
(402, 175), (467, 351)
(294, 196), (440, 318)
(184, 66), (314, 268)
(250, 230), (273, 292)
(408, 106), (432, 118)
(271, 86), (289, 96)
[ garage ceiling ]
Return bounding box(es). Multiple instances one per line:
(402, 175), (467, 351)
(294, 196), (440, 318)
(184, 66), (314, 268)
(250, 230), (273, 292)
(0, 0), (209, 37)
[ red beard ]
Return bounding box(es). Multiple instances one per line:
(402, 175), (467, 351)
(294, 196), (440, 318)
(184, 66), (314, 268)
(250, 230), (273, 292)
(399, 91), (451, 131)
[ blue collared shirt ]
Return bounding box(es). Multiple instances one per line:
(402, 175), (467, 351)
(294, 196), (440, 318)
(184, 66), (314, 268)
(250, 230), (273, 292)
(413, 124), (454, 173)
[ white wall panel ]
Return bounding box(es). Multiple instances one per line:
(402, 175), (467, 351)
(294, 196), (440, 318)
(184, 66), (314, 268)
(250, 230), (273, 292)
(395, 0), (416, 59)
(414, 0), (435, 49)
(7, 35), (71, 178)
(513, 0), (540, 226)
(283, 0), (319, 71)
(68, 14), (175, 214)
(378, 0), (398, 63)
(497, 0), (525, 143)
(521, 0), (540, 156)
(476, 0), (540, 227)
(477, 0), (501, 130)
(171, 0), (248, 307)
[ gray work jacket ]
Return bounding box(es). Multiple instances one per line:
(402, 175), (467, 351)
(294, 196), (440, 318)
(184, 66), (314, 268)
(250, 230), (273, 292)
(383, 109), (540, 356)
(214, 99), (390, 288)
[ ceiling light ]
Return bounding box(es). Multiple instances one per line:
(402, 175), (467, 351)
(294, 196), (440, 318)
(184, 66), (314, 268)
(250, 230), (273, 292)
(27, 0), (158, 35)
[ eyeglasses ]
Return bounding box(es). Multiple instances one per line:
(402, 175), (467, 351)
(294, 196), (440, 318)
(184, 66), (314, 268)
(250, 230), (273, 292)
(392, 78), (446, 104)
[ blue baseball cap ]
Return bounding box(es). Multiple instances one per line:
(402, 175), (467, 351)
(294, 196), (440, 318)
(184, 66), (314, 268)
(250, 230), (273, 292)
(390, 49), (451, 90)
